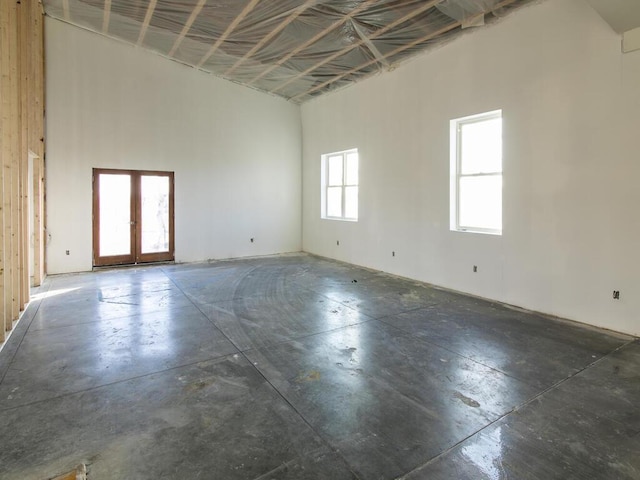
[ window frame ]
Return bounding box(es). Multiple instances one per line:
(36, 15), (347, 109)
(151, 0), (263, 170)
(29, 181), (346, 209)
(321, 148), (359, 222)
(450, 110), (503, 235)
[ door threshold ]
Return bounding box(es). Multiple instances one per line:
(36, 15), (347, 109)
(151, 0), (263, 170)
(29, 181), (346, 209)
(92, 260), (175, 272)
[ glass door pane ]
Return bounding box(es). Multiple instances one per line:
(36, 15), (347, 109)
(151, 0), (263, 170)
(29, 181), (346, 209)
(140, 175), (170, 254)
(99, 174), (132, 257)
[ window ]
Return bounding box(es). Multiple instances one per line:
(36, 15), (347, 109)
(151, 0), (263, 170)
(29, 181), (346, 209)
(321, 149), (358, 221)
(450, 110), (502, 235)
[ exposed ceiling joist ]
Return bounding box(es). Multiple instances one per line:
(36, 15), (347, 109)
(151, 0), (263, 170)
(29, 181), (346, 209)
(291, 22), (458, 102)
(225, 0), (318, 77)
(247, 0), (378, 86)
(352, 22), (390, 69)
(271, 0), (444, 95)
(102, 0), (111, 33)
(137, 0), (158, 46)
(43, 0), (535, 103)
(196, 0), (261, 68)
(168, 0), (207, 57)
(291, 0), (519, 102)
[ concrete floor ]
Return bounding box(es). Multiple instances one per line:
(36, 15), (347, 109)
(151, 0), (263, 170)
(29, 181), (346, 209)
(0, 254), (638, 480)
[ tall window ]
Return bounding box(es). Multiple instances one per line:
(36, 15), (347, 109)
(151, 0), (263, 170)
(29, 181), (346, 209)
(450, 110), (502, 235)
(321, 149), (359, 221)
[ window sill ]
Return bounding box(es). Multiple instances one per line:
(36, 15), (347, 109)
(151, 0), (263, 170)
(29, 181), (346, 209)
(452, 228), (502, 236)
(322, 217), (358, 223)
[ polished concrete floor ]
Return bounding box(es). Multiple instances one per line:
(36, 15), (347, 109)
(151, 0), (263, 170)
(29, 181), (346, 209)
(0, 254), (638, 479)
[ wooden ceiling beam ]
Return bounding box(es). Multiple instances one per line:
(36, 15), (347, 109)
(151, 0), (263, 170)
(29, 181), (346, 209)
(225, 0), (317, 77)
(137, 0), (158, 46)
(247, 0), (377, 85)
(290, 0), (520, 102)
(102, 0), (112, 33)
(291, 23), (459, 101)
(271, 0), (443, 94)
(196, 0), (260, 68)
(168, 0), (207, 57)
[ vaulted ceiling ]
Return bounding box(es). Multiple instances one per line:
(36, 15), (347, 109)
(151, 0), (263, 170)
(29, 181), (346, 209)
(43, 0), (538, 103)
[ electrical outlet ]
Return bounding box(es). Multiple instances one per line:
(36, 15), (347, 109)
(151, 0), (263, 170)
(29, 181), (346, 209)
(65, 250), (70, 256)
(392, 251), (395, 257)
(250, 238), (254, 243)
(337, 240), (340, 246)
(613, 290), (620, 300)
(473, 265), (477, 273)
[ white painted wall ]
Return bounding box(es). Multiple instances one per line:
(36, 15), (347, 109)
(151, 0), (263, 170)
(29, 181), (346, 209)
(45, 18), (301, 274)
(301, 0), (640, 336)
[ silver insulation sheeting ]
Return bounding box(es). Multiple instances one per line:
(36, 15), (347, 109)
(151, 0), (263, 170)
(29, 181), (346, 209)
(43, 0), (532, 102)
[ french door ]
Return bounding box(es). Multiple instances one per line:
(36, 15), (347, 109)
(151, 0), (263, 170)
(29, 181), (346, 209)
(93, 169), (174, 267)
